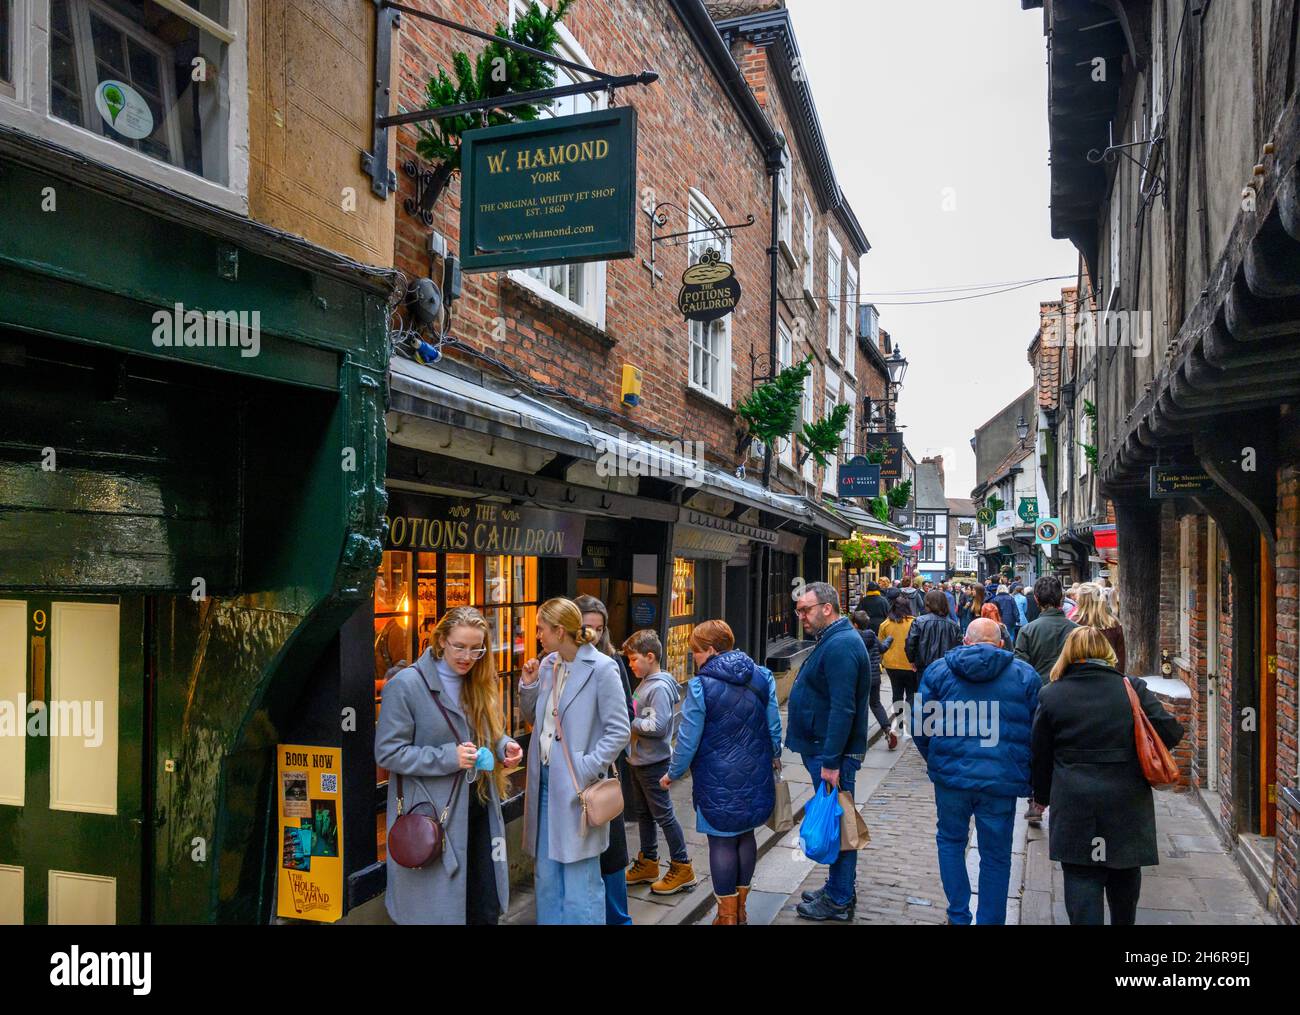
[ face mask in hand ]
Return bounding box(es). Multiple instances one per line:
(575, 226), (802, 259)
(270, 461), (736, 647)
(474, 746), (496, 771)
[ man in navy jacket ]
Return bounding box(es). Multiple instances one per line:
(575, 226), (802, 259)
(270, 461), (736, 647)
(915, 618), (1040, 925)
(787, 582), (871, 921)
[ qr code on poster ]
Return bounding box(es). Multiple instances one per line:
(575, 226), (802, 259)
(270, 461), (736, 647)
(320, 773), (338, 794)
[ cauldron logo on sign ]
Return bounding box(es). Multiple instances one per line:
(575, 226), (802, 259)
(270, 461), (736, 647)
(678, 248), (742, 322)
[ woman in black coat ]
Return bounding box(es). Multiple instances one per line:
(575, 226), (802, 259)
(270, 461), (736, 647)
(1030, 627), (1184, 925)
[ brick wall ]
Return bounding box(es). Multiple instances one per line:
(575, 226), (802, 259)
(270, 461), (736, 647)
(389, 0), (875, 492)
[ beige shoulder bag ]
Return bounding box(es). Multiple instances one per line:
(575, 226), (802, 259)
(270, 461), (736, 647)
(553, 671), (624, 834)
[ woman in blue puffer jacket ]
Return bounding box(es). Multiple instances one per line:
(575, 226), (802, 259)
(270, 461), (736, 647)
(663, 620), (782, 925)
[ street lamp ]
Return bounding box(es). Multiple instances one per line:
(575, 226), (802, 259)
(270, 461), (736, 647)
(1015, 414), (1030, 448)
(886, 346), (909, 386)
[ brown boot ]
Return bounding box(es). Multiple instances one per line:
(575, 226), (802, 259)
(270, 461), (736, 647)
(651, 859), (697, 896)
(737, 884), (751, 925)
(712, 893), (739, 925)
(625, 853), (660, 886)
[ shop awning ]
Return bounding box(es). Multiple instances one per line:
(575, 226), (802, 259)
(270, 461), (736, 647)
(388, 358), (835, 531)
(822, 500), (910, 543)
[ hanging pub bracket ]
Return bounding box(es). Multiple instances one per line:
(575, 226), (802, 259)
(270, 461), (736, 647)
(643, 201), (756, 289)
(362, 0), (658, 200)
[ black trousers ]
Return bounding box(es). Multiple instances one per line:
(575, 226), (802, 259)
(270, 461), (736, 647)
(886, 667), (918, 730)
(1060, 863), (1142, 925)
(465, 790), (501, 926)
(867, 676), (891, 733)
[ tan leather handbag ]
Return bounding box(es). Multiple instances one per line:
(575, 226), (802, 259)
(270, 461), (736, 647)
(555, 689), (624, 834)
(1123, 677), (1180, 790)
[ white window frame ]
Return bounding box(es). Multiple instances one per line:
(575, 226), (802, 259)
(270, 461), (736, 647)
(1077, 404), (1090, 479)
(842, 404), (855, 462)
(843, 260), (858, 377)
(506, 0), (607, 328)
(685, 187), (731, 405)
(0, 0), (250, 213)
(0, 0), (22, 99)
(821, 389), (837, 494)
(778, 317), (794, 467)
(777, 153), (793, 253)
(826, 230), (842, 363)
(802, 194), (814, 294)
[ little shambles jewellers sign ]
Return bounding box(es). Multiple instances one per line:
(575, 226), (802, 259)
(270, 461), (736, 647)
(1150, 465), (1215, 497)
(385, 492), (585, 558)
(459, 106), (638, 271)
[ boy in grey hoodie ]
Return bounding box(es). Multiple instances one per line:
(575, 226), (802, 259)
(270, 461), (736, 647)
(621, 630), (696, 895)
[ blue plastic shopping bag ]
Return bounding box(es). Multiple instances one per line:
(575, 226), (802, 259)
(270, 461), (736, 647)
(799, 782), (843, 865)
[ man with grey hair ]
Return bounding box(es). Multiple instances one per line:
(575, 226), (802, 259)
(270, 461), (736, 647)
(786, 581), (871, 920)
(914, 617), (1041, 924)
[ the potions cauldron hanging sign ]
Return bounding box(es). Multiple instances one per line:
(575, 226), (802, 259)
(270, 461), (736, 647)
(678, 248), (742, 322)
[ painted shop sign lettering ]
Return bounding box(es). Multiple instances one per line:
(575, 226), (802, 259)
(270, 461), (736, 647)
(460, 107), (638, 271)
(1149, 466), (1214, 497)
(678, 249), (742, 322)
(837, 456), (881, 498)
(865, 431), (904, 480)
(385, 491), (584, 558)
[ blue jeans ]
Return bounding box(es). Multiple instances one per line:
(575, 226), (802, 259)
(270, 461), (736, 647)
(534, 765), (604, 925)
(603, 871), (632, 925)
(801, 754), (861, 907)
(932, 783), (1016, 925)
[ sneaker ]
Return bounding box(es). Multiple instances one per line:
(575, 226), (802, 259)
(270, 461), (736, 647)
(800, 885), (857, 909)
(886, 728), (899, 750)
(626, 853), (660, 886)
(795, 893), (853, 922)
(651, 860), (698, 895)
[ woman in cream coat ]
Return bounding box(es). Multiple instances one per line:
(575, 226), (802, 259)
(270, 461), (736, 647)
(520, 597), (631, 925)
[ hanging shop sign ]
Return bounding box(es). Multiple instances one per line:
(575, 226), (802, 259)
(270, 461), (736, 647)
(837, 456), (881, 498)
(865, 431), (904, 479)
(1149, 465), (1215, 497)
(385, 491), (585, 558)
(459, 106), (638, 272)
(277, 744), (343, 923)
(1017, 497), (1039, 524)
(976, 506), (995, 526)
(678, 249), (742, 322)
(1035, 518), (1062, 545)
(1093, 524), (1118, 552)
(995, 510), (1017, 530)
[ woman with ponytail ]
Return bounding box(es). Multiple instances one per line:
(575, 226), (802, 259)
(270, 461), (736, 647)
(520, 597), (631, 924)
(375, 606), (523, 924)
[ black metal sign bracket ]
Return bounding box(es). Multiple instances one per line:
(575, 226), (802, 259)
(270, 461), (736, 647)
(643, 201), (756, 289)
(363, 0), (657, 200)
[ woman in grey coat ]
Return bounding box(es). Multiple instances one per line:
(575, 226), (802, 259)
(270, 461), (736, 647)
(376, 606), (522, 925)
(520, 597), (631, 924)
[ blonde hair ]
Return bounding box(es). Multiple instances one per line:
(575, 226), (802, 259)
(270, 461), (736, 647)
(1049, 626), (1119, 681)
(538, 597), (598, 646)
(430, 607), (507, 801)
(1073, 582), (1118, 630)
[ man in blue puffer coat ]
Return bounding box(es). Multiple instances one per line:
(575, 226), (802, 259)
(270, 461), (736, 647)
(787, 582), (871, 921)
(914, 617), (1040, 925)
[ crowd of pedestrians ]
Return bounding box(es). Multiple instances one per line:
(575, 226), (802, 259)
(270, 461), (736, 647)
(375, 568), (1180, 927)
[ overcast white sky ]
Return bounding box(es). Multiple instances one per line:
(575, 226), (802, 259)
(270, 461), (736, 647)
(786, 0), (1077, 497)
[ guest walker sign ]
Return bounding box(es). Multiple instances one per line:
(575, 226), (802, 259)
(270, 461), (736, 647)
(459, 107), (638, 271)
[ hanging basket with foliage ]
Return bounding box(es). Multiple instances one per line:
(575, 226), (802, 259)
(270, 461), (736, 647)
(839, 536), (902, 570)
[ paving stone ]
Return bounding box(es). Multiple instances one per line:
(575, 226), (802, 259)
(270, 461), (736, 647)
(1169, 834), (1230, 854)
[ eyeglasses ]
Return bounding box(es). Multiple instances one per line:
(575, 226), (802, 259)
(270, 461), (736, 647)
(794, 603), (825, 617)
(445, 643), (487, 660)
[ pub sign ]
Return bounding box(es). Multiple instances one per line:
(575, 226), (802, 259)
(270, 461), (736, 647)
(865, 431), (904, 480)
(460, 106), (638, 271)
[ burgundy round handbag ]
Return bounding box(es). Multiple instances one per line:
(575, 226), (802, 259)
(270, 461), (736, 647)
(387, 683), (468, 869)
